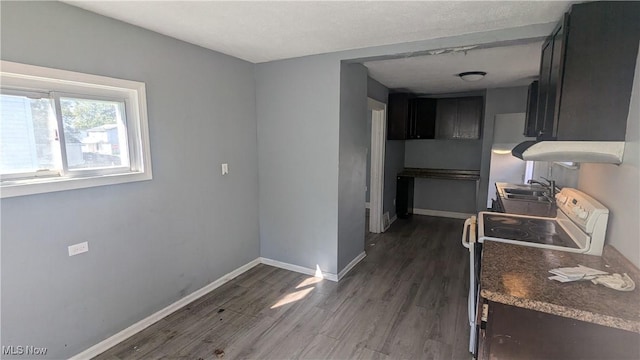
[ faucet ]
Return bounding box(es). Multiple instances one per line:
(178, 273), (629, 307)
(528, 177), (560, 200)
(527, 179), (548, 187)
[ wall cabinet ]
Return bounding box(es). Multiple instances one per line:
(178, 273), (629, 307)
(529, 1), (640, 141)
(435, 96), (483, 139)
(535, 15), (568, 140)
(409, 98), (437, 139)
(524, 80), (539, 137)
(388, 94), (482, 140)
(387, 93), (412, 140)
(387, 94), (437, 140)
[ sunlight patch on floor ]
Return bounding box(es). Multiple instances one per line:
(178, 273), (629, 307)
(296, 276), (323, 289)
(270, 287), (314, 309)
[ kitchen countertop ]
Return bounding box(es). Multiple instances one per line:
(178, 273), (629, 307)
(397, 168), (480, 181)
(480, 241), (640, 333)
(495, 182), (557, 217)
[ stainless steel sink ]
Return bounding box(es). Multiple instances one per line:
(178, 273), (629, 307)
(505, 193), (552, 202)
(503, 188), (547, 196)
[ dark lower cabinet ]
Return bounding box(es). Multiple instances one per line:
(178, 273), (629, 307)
(396, 176), (414, 219)
(478, 300), (640, 360)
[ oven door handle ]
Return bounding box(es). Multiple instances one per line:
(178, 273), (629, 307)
(462, 216), (477, 248)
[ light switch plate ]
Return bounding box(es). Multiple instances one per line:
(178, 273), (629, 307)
(68, 241), (89, 256)
(221, 163), (229, 175)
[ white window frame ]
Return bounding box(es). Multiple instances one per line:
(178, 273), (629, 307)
(0, 61), (152, 198)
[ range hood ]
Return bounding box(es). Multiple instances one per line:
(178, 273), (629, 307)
(511, 141), (625, 164)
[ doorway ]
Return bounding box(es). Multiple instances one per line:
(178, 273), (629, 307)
(367, 98), (387, 234)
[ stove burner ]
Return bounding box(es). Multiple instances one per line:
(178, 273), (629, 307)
(482, 213), (579, 249)
(489, 226), (530, 240)
(528, 225), (556, 236)
(487, 216), (523, 226)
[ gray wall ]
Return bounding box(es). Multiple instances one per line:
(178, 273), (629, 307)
(403, 86), (528, 214)
(0, 6), (558, 357)
(404, 139), (482, 213)
(1, 2), (259, 359)
(402, 91), (484, 214)
(367, 77), (388, 103)
(338, 63), (368, 271)
(478, 86), (529, 211)
(255, 24), (552, 278)
(256, 55), (341, 275)
(577, 51), (640, 268)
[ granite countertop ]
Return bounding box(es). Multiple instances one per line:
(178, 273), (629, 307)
(495, 182), (557, 217)
(398, 168), (480, 181)
(481, 241), (640, 333)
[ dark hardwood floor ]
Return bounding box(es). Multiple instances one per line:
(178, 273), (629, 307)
(94, 215), (471, 360)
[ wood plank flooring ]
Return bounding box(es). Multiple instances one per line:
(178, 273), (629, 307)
(94, 215), (471, 360)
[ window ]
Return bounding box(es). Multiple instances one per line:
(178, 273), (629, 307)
(0, 61), (152, 198)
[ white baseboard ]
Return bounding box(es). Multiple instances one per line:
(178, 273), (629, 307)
(260, 257), (339, 282)
(384, 214), (398, 231)
(70, 252), (368, 359)
(69, 258), (261, 360)
(338, 251), (366, 280)
(413, 208), (474, 219)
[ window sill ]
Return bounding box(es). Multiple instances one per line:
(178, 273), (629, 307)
(1, 171), (152, 198)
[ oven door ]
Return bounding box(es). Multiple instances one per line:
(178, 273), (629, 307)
(462, 216), (480, 356)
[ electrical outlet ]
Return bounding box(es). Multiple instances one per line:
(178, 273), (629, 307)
(221, 163), (229, 175)
(68, 242), (89, 256)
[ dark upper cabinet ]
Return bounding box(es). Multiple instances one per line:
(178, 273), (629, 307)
(410, 98), (437, 139)
(456, 97), (483, 139)
(536, 39), (554, 139)
(533, 1), (640, 141)
(435, 96), (483, 139)
(536, 15), (568, 140)
(387, 93), (411, 140)
(388, 94), (482, 140)
(556, 1), (640, 141)
(387, 94), (437, 140)
(434, 98), (457, 139)
(524, 80), (539, 137)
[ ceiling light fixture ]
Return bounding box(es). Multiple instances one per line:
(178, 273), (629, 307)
(458, 71), (487, 82)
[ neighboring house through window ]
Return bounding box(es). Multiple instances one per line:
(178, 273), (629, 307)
(0, 61), (152, 198)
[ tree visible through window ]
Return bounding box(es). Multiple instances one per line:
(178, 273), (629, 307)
(0, 94), (129, 176)
(1, 60), (152, 198)
(59, 97), (129, 170)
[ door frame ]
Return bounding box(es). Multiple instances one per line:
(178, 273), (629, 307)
(368, 98), (387, 233)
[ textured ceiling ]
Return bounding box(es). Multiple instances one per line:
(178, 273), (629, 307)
(65, 1), (572, 63)
(364, 41), (544, 94)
